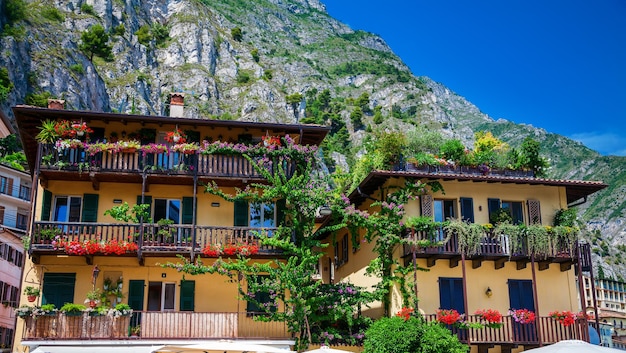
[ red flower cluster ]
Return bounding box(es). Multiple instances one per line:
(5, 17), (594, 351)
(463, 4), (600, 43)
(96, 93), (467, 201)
(437, 309), (462, 325)
(53, 237), (138, 256)
(475, 309), (503, 324)
(509, 309), (536, 324)
(549, 310), (582, 326)
(262, 135), (281, 147)
(395, 307), (414, 321)
(202, 243), (259, 257)
(165, 129), (187, 144)
(54, 120), (93, 138)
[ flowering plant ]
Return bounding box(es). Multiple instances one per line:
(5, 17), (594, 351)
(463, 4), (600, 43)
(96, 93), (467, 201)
(115, 140), (141, 152)
(509, 308), (535, 324)
(53, 236), (138, 255)
(262, 135), (281, 147)
(437, 309), (463, 325)
(171, 142), (200, 155)
(165, 129), (187, 144)
(396, 307), (414, 321)
(201, 243), (259, 257)
(70, 121), (93, 137)
(55, 139), (85, 151)
(140, 143), (169, 155)
(549, 310), (583, 326)
(475, 309), (503, 328)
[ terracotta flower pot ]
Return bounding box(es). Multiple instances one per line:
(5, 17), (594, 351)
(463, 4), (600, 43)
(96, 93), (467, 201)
(27, 295), (37, 303)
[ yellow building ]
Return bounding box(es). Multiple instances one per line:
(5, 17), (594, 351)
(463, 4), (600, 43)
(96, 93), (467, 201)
(12, 97), (329, 353)
(320, 169), (607, 353)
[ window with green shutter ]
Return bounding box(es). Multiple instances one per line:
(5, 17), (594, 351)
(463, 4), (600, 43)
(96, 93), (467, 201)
(179, 280), (195, 311)
(234, 199), (249, 226)
(81, 194), (99, 222)
(182, 197), (194, 224)
(41, 190), (52, 221)
(42, 273), (76, 308)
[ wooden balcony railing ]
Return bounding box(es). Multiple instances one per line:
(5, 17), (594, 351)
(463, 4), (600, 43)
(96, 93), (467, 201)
(21, 311), (290, 341)
(402, 228), (577, 263)
(39, 144), (294, 180)
(422, 314), (590, 345)
(31, 221), (280, 256)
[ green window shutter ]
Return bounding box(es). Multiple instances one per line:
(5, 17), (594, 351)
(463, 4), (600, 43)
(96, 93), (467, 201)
(81, 194), (99, 222)
(41, 189), (52, 221)
(487, 198), (501, 223)
(460, 197), (475, 223)
(137, 195), (152, 221)
(234, 199), (249, 226)
(276, 199), (286, 226)
(128, 280), (145, 311)
(42, 273), (76, 308)
(182, 197), (194, 225)
(179, 280), (195, 311)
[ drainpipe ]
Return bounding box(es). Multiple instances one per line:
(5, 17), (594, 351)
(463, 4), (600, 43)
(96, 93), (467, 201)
(531, 254), (543, 346)
(461, 251), (470, 347)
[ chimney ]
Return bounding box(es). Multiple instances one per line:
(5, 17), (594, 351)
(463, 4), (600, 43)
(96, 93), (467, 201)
(47, 99), (65, 110)
(169, 93), (184, 117)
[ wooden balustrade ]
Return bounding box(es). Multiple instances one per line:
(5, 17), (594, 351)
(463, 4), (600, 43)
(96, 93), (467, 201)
(31, 221), (279, 255)
(21, 312), (289, 341)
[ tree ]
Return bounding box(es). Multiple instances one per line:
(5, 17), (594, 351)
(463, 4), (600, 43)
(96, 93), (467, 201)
(286, 92), (302, 120)
(519, 136), (549, 177)
(161, 137), (369, 349)
(79, 24), (113, 61)
(4, 0), (26, 25)
(0, 67), (13, 102)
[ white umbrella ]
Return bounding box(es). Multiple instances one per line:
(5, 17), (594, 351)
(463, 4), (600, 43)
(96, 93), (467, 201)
(302, 346), (356, 353)
(152, 340), (295, 353)
(524, 340), (623, 353)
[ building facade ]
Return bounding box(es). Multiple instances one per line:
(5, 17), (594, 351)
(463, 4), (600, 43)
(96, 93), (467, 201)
(12, 99), (329, 353)
(320, 169), (606, 353)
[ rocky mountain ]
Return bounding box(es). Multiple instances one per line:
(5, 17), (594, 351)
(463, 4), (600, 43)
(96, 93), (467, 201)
(0, 0), (624, 278)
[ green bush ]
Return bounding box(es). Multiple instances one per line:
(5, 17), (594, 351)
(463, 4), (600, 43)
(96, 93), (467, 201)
(152, 23), (169, 47)
(79, 24), (113, 61)
(236, 71), (250, 84)
(0, 68), (14, 102)
(70, 64), (84, 74)
(439, 139), (465, 162)
(80, 3), (97, 16)
(135, 25), (152, 45)
(113, 23), (125, 36)
(4, 0), (27, 25)
(553, 208), (577, 227)
(231, 27), (242, 41)
(41, 6), (65, 22)
(251, 48), (259, 62)
(262, 69), (272, 81)
(24, 91), (52, 107)
(363, 316), (467, 353)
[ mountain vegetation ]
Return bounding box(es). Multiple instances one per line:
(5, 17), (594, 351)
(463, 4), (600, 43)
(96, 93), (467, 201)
(0, 0), (624, 278)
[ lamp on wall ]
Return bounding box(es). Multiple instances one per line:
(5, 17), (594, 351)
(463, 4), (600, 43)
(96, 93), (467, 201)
(485, 287), (493, 298)
(92, 265), (100, 289)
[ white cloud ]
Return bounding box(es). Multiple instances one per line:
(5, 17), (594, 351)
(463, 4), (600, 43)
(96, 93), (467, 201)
(569, 132), (626, 156)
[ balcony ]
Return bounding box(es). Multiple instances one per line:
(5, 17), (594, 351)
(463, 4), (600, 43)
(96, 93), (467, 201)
(30, 221), (280, 263)
(21, 311), (289, 341)
(423, 314), (590, 347)
(38, 144), (294, 187)
(402, 228), (579, 271)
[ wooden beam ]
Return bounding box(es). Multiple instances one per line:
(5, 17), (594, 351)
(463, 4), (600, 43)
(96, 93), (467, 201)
(39, 176), (48, 188)
(516, 260), (527, 270)
(449, 257), (460, 268)
(472, 258), (483, 269)
(538, 261), (550, 271)
(32, 254), (40, 264)
(89, 172), (100, 190)
(427, 257), (436, 267)
(85, 255), (93, 265)
(560, 262), (572, 272)
(495, 257), (507, 270)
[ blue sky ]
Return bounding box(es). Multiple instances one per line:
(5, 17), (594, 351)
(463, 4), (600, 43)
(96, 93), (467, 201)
(323, 1), (626, 156)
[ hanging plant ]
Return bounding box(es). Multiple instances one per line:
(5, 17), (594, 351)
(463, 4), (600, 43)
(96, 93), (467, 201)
(551, 225), (579, 255)
(525, 225), (550, 257)
(165, 128), (187, 144)
(495, 221), (524, 256)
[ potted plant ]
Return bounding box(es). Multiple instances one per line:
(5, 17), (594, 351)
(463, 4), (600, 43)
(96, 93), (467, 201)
(86, 289), (101, 308)
(60, 303), (86, 316)
(103, 277), (113, 290)
(509, 308), (536, 324)
(165, 128), (186, 144)
(34, 303), (57, 316)
(474, 309), (503, 328)
(36, 119), (61, 143)
(117, 140), (141, 153)
(157, 218), (175, 242)
(24, 286), (40, 302)
(130, 325), (141, 337)
(15, 305), (34, 318)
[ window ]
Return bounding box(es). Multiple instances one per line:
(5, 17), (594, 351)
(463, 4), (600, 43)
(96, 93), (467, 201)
(0, 176), (9, 195)
(19, 185), (30, 201)
(335, 234), (349, 267)
(53, 196), (82, 222)
(434, 200), (456, 240)
(42, 273), (76, 308)
(0, 206), (4, 225)
(153, 199), (181, 224)
(250, 202), (275, 228)
(17, 213), (27, 230)
(147, 282), (176, 311)
(488, 198), (524, 225)
(246, 276), (276, 315)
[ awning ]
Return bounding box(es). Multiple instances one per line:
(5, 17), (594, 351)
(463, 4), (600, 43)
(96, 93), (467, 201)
(31, 345), (161, 353)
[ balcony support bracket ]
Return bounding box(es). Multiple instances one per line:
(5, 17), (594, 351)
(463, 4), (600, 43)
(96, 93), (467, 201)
(494, 258), (507, 270)
(560, 261), (572, 272)
(39, 176), (48, 188)
(449, 256), (460, 268)
(538, 261), (550, 271)
(85, 255), (93, 265)
(32, 254), (40, 264)
(89, 172), (100, 190)
(477, 344), (494, 353)
(516, 260), (528, 270)
(426, 257), (436, 268)
(472, 258), (483, 269)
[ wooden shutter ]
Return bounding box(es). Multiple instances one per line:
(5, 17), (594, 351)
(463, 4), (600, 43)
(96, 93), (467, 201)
(81, 194), (99, 222)
(276, 199), (286, 226)
(6, 178), (12, 197)
(182, 197), (194, 224)
(527, 200), (542, 225)
(488, 198), (501, 217)
(0, 206), (4, 225)
(460, 197), (475, 223)
(421, 195), (433, 218)
(439, 277), (465, 314)
(128, 280), (145, 311)
(179, 280), (195, 311)
(234, 200), (249, 226)
(42, 273), (76, 308)
(41, 189), (52, 221)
